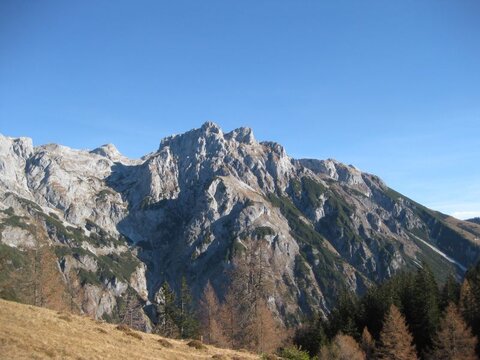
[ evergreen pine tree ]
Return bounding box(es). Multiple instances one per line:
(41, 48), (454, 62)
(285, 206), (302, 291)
(440, 274), (460, 310)
(360, 271), (416, 341)
(155, 281), (179, 338)
(459, 278), (480, 355)
(460, 280), (477, 326)
(376, 304), (418, 360)
(427, 303), (478, 360)
(328, 291), (361, 339)
(361, 286), (392, 339)
(409, 264), (440, 354)
(178, 276), (199, 339)
(294, 315), (328, 357)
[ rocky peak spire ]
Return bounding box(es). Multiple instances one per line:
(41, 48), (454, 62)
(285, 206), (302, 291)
(90, 143), (123, 161)
(200, 121), (221, 134)
(225, 126), (256, 145)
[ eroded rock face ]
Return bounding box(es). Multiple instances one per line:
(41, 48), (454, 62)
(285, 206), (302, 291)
(1, 123), (479, 325)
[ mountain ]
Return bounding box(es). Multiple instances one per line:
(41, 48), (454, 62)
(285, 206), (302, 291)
(1, 122), (480, 328)
(468, 218), (480, 225)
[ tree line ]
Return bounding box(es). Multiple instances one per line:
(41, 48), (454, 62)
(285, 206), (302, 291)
(5, 229), (480, 359)
(154, 276), (200, 339)
(294, 261), (480, 359)
(154, 244), (480, 359)
(154, 240), (286, 353)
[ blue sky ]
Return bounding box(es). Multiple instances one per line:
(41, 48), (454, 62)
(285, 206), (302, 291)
(1, 1), (479, 219)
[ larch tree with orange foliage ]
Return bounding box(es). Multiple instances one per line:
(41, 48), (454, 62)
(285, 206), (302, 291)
(219, 239), (283, 353)
(361, 326), (375, 360)
(427, 302), (477, 360)
(319, 334), (366, 360)
(376, 304), (418, 360)
(198, 281), (226, 346)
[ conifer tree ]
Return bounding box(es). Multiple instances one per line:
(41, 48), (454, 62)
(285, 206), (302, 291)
(361, 287), (391, 340)
(255, 299), (282, 353)
(120, 288), (145, 331)
(361, 327), (375, 360)
(460, 279), (480, 338)
(319, 334), (366, 360)
(376, 304), (418, 360)
(219, 285), (238, 349)
(328, 291), (361, 339)
(440, 274), (460, 310)
(294, 315), (328, 357)
(461, 260), (480, 355)
(360, 271), (413, 340)
(178, 276), (199, 339)
(427, 303), (477, 360)
(155, 281), (179, 338)
(198, 281), (225, 345)
(219, 239), (283, 352)
(18, 228), (71, 312)
(409, 264), (440, 354)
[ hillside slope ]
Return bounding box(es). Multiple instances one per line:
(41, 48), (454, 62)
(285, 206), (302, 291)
(0, 299), (257, 360)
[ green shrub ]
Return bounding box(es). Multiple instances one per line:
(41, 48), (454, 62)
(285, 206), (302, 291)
(0, 243), (27, 269)
(77, 268), (101, 285)
(0, 212), (30, 231)
(254, 226), (275, 239)
(4, 192), (42, 212)
(278, 346), (310, 360)
(98, 252), (140, 281)
(301, 177), (326, 207)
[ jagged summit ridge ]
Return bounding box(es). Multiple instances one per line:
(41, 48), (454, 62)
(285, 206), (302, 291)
(159, 121), (256, 151)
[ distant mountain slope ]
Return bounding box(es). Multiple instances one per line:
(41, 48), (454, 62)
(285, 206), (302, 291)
(468, 217), (480, 225)
(0, 299), (256, 360)
(1, 122), (479, 326)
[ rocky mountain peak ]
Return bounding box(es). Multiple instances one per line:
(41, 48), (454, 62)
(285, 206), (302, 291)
(159, 122), (222, 152)
(225, 126), (256, 145)
(158, 122), (257, 154)
(90, 143), (123, 162)
(0, 133), (34, 159)
(0, 134), (34, 196)
(200, 121), (222, 133)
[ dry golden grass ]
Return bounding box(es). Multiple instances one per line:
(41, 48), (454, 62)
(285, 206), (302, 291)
(0, 299), (258, 360)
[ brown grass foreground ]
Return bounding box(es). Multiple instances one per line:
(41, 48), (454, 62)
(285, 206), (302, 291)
(0, 299), (259, 360)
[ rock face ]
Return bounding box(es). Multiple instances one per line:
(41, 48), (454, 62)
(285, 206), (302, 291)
(1, 123), (480, 327)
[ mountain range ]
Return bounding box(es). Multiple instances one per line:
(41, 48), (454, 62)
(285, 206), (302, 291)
(1, 122), (479, 329)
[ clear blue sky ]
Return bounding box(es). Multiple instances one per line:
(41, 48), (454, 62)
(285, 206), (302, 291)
(1, 1), (479, 219)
